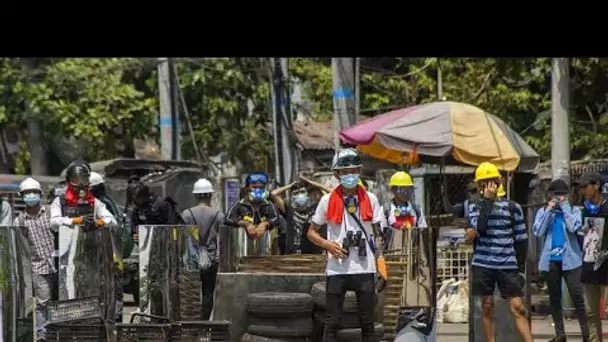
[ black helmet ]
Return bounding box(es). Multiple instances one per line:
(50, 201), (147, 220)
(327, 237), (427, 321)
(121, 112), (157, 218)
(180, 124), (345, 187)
(65, 160), (91, 180)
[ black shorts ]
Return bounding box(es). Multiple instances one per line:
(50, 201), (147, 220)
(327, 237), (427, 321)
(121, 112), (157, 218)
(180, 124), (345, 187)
(471, 266), (523, 298)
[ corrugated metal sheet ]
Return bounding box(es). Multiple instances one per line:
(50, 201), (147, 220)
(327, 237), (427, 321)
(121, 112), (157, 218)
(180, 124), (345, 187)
(294, 120), (334, 151)
(535, 159), (608, 181)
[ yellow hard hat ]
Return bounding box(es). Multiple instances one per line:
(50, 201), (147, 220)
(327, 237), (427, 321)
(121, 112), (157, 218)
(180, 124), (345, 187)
(389, 171), (413, 187)
(474, 162), (501, 182)
(497, 184), (506, 197)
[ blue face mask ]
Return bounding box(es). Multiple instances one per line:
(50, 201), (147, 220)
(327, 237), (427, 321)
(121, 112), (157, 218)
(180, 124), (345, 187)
(249, 188), (268, 202)
(292, 193), (309, 209)
(585, 200), (601, 215)
(340, 174), (360, 189)
(23, 193), (41, 207)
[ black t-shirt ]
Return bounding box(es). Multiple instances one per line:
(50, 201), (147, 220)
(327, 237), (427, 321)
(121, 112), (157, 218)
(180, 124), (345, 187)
(282, 203), (326, 255)
(581, 200), (608, 285)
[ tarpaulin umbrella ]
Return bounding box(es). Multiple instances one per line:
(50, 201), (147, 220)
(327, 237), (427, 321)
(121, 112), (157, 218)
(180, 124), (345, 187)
(340, 101), (540, 171)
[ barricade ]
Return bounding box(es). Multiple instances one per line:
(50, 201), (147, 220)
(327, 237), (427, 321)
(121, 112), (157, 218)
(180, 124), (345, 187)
(138, 225), (203, 321)
(0, 226), (34, 342)
(58, 224), (116, 322)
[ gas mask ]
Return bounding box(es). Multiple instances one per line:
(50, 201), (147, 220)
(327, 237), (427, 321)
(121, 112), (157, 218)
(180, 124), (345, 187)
(585, 200), (601, 215)
(395, 203), (413, 217)
(249, 187), (268, 202)
(70, 176), (90, 198)
(291, 193), (310, 209)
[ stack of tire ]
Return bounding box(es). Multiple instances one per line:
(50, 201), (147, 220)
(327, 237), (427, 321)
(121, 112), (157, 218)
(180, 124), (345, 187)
(311, 282), (385, 342)
(242, 292), (314, 342)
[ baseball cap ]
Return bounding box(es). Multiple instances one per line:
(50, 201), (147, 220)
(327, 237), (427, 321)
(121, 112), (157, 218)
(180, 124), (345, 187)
(548, 179), (569, 195)
(576, 172), (601, 186)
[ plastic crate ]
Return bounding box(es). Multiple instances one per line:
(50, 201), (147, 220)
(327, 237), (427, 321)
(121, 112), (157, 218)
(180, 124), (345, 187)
(130, 312), (170, 324)
(46, 323), (107, 341)
(47, 296), (103, 323)
(116, 323), (171, 342)
(170, 321), (231, 342)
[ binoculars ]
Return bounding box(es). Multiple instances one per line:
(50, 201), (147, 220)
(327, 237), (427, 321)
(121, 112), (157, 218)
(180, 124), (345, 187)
(342, 231), (367, 257)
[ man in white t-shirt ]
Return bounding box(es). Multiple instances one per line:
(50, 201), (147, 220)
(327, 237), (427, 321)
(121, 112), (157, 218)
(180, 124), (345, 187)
(307, 148), (385, 342)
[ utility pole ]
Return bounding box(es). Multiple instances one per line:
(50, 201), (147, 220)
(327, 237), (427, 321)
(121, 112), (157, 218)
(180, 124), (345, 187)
(269, 58), (296, 185)
(551, 58), (570, 184)
(158, 57), (173, 160)
(354, 57), (361, 120)
(331, 58), (356, 151)
(437, 58), (443, 100)
(24, 58), (48, 175)
(168, 58), (180, 160)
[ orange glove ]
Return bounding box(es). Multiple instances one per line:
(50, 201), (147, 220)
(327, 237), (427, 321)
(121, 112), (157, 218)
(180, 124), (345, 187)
(95, 219), (105, 227)
(72, 217), (83, 225)
(376, 255), (388, 281)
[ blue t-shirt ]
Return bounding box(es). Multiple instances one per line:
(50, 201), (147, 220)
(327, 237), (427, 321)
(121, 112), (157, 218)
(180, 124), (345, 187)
(550, 211), (565, 261)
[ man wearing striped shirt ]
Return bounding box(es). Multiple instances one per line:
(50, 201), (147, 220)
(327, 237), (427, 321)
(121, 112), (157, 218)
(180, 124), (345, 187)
(467, 162), (532, 342)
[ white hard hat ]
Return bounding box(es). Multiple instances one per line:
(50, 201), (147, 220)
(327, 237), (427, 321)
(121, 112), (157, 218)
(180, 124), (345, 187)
(19, 177), (42, 193)
(193, 178), (214, 194)
(89, 172), (105, 187)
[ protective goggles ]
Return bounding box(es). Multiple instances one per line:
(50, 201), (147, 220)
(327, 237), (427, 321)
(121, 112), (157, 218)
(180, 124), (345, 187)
(246, 172), (268, 186)
(70, 176), (90, 187)
(393, 186), (414, 196)
(334, 155), (362, 169)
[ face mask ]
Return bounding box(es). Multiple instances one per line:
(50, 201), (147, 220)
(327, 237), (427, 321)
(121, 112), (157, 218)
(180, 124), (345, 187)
(23, 193), (41, 207)
(585, 200), (601, 215)
(292, 193), (310, 209)
(249, 188), (268, 202)
(396, 204), (412, 217)
(340, 174), (360, 189)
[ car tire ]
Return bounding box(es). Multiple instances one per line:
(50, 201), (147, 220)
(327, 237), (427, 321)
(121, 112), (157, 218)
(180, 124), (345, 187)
(246, 292), (313, 318)
(247, 317), (313, 338)
(241, 333), (307, 342)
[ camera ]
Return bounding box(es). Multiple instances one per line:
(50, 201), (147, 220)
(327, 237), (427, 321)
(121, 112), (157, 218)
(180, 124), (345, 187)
(342, 230), (367, 257)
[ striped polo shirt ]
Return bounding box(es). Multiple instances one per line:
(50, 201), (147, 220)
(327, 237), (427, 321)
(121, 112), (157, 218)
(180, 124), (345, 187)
(467, 198), (527, 270)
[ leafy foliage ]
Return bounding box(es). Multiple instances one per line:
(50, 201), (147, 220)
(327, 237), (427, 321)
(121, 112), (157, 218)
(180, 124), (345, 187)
(1, 57), (608, 174)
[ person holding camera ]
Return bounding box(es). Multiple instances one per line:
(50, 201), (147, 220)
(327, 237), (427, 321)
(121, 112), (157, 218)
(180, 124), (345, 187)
(533, 179), (589, 342)
(466, 162), (533, 342)
(307, 148), (385, 342)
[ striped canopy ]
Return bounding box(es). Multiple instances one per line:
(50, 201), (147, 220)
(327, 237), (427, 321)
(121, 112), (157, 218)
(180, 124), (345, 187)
(340, 101), (540, 171)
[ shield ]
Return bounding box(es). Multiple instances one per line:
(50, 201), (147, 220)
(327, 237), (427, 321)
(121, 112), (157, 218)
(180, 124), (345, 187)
(340, 101), (540, 171)
(138, 225), (203, 321)
(58, 225), (115, 322)
(0, 226), (34, 342)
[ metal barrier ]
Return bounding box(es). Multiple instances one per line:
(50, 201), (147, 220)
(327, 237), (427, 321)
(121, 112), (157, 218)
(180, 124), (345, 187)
(58, 223), (116, 322)
(0, 226), (34, 342)
(138, 225), (204, 321)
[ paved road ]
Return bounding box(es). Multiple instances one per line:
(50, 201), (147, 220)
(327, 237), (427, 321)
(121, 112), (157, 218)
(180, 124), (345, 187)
(121, 298), (603, 341)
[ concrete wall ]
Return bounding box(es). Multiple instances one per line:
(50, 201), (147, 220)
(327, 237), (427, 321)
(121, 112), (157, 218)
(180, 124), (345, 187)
(214, 272), (325, 341)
